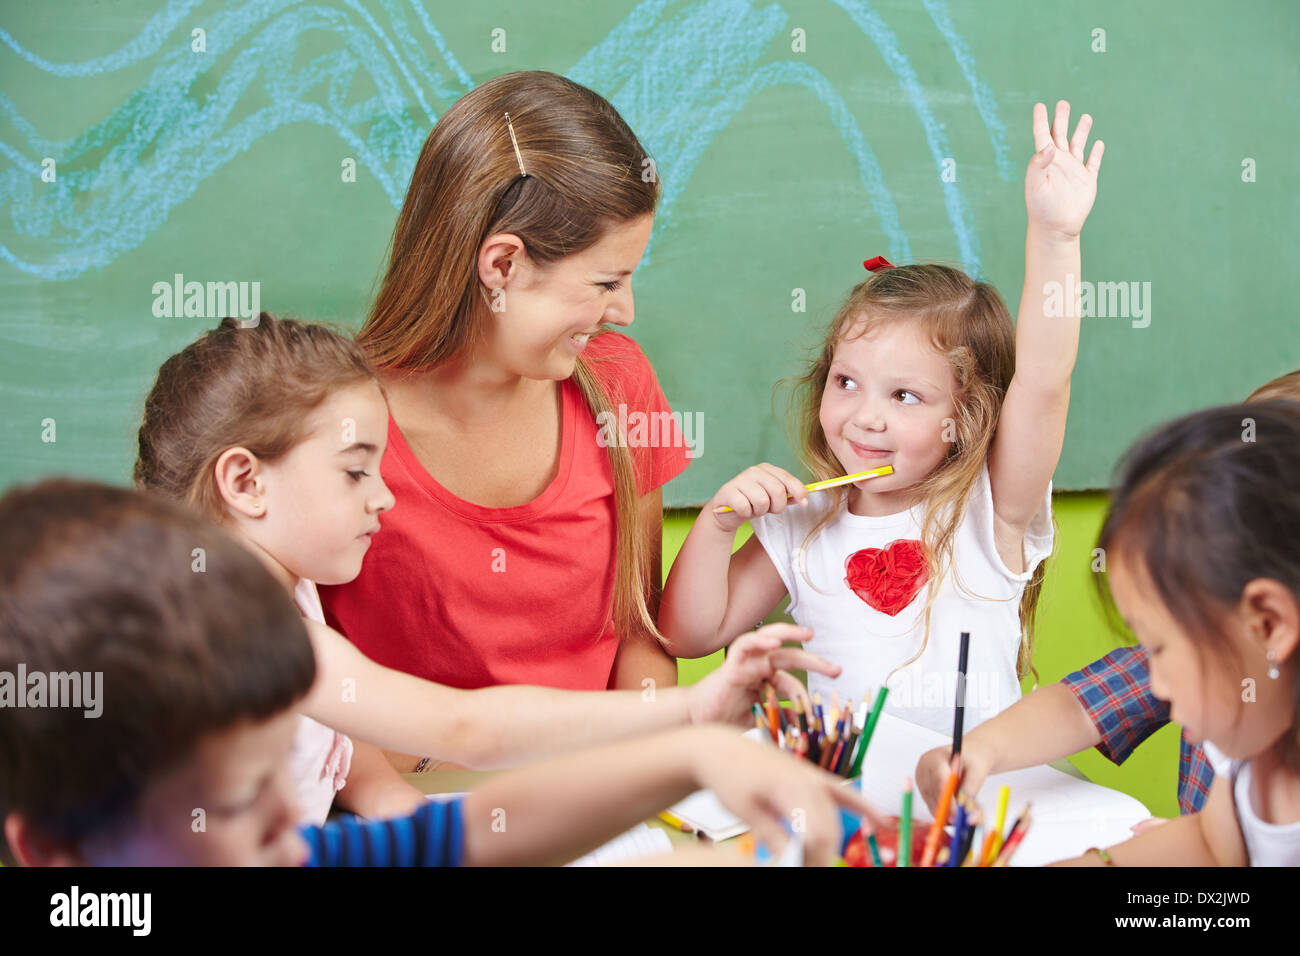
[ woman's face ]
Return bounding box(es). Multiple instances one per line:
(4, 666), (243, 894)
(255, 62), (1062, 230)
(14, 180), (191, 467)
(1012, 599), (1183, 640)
(1108, 549), (1295, 761)
(476, 213), (653, 380)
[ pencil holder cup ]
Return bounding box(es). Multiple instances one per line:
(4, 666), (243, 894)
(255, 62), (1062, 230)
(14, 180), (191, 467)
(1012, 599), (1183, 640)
(839, 807), (924, 867)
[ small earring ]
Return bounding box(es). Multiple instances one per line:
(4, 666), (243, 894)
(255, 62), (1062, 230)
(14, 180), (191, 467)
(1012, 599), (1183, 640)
(1267, 650), (1280, 680)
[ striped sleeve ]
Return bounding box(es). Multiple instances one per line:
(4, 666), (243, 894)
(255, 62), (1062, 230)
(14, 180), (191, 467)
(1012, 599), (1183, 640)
(1060, 645), (1170, 764)
(301, 797), (465, 867)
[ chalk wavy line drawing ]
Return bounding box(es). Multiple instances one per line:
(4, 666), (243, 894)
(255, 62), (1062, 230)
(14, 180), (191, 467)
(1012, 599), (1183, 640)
(831, 0), (981, 274)
(0, 0), (206, 77)
(921, 0), (1014, 182)
(568, 0), (911, 266)
(1, 0), (1006, 280)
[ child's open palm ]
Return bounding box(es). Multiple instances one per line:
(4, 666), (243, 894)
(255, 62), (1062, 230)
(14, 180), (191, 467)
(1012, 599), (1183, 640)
(1025, 100), (1104, 238)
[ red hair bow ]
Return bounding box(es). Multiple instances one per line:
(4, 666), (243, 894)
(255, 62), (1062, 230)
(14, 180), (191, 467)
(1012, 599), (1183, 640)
(863, 256), (895, 272)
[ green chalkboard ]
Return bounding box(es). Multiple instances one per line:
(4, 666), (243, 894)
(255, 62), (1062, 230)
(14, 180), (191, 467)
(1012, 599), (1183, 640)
(2, 0), (1296, 506)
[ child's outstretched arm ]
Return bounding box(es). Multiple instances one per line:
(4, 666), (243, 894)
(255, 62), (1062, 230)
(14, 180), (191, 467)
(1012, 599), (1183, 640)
(987, 101), (1104, 557)
(300, 619), (838, 769)
(461, 724), (885, 866)
(1049, 773), (1247, 866)
(658, 464), (808, 657)
(914, 682), (1101, 813)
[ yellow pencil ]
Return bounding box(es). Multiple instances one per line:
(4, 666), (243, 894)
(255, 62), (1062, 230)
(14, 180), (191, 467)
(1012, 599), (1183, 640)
(982, 785), (1011, 865)
(713, 466), (894, 513)
(657, 810), (696, 835)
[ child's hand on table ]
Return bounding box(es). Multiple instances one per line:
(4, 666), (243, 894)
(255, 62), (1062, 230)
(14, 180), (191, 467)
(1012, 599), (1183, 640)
(686, 623), (837, 726)
(690, 725), (887, 866)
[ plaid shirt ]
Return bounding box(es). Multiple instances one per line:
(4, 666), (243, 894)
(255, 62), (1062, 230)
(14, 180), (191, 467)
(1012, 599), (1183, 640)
(1061, 645), (1213, 814)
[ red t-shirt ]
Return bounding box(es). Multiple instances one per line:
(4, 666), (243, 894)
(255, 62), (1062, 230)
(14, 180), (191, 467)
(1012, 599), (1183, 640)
(318, 332), (692, 690)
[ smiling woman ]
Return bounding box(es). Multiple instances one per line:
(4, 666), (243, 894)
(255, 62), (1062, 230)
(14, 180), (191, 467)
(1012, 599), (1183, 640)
(318, 71), (691, 755)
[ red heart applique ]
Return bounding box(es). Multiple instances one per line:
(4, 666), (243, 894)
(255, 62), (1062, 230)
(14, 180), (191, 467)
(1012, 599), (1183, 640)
(844, 540), (929, 616)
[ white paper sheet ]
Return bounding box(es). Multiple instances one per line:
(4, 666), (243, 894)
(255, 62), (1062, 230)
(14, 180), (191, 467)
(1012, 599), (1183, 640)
(853, 711), (1152, 866)
(565, 823), (674, 866)
(665, 787), (751, 841)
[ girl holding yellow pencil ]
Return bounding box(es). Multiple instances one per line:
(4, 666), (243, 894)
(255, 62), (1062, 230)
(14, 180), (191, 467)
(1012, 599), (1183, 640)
(660, 101), (1104, 736)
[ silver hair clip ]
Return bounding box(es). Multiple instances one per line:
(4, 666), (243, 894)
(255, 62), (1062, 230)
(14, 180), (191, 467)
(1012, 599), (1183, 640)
(504, 111), (527, 177)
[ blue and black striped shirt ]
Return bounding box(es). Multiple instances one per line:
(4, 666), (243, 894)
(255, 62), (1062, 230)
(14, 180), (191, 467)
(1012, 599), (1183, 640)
(301, 797), (465, 867)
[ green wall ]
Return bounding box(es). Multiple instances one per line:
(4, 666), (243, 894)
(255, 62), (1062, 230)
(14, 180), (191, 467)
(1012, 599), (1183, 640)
(2, 1), (1296, 504)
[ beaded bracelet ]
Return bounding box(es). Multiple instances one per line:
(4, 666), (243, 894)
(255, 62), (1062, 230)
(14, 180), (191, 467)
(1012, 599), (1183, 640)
(1086, 846), (1116, 866)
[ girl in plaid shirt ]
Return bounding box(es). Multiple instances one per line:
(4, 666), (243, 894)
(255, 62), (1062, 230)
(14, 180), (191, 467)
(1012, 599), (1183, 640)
(916, 372), (1300, 827)
(929, 397), (1300, 865)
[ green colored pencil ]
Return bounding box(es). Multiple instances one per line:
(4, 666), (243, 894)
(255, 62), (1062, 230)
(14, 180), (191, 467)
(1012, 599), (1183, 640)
(867, 833), (883, 867)
(848, 686), (889, 778)
(899, 780), (913, 868)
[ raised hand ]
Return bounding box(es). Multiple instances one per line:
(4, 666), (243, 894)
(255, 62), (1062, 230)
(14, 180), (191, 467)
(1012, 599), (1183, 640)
(1025, 100), (1104, 238)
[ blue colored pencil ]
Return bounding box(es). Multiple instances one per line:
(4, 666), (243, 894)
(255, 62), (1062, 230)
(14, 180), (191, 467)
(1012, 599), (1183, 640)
(948, 798), (968, 867)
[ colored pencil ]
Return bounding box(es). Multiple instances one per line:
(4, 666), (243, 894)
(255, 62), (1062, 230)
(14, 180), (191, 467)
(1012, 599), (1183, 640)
(830, 698), (852, 773)
(961, 816), (977, 863)
(794, 696), (809, 737)
(834, 702), (856, 774)
(827, 736), (847, 775)
(998, 806), (1029, 850)
(979, 785), (1011, 865)
(763, 684), (780, 743)
(957, 815), (978, 866)
(952, 631), (970, 757)
(817, 728), (838, 769)
(947, 798), (967, 867)
(976, 826), (998, 867)
(990, 805), (1030, 865)
(713, 465), (894, 513)
(810, 694), (826, 762)
(920, 767), (961, 867)
(899, 779), (913, 868)
(834, 729), (858, 776)
(991, 809), (1032, 867)
(657, 810), (696, 835)
(848, 686), (889, 778)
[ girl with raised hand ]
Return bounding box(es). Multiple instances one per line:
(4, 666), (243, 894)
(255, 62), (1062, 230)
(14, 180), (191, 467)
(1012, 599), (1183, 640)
(659, 102), (1104, 734)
